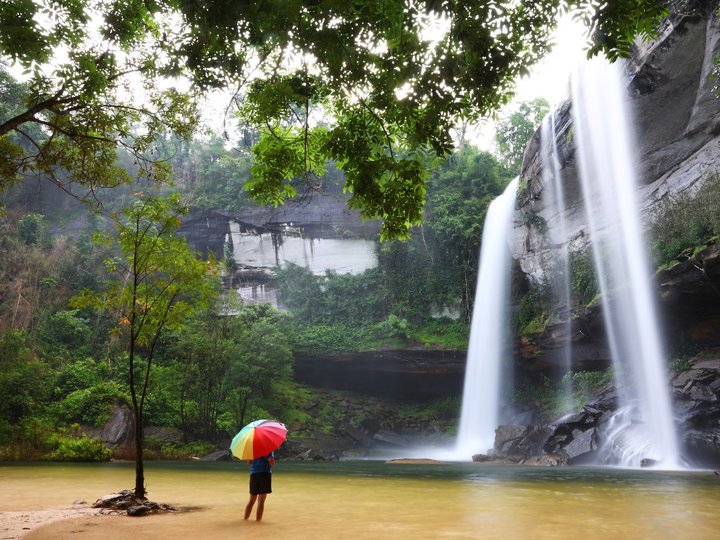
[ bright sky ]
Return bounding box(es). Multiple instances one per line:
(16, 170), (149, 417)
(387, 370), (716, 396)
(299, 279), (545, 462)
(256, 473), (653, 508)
(514, 14), (587, 106)
(470, 13), (587, 149)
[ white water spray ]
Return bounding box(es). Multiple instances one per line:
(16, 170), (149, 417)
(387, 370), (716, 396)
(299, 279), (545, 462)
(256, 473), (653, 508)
(455, 177), (519, 458)
(571, 57), (680, 468)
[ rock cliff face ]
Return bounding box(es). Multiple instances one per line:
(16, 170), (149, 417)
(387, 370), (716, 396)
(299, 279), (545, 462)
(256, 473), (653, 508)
(516, 12), (720, 277)
(512, 12), (720, 370)
(179, 186), (380, 260)
(506, 12), (720, 466)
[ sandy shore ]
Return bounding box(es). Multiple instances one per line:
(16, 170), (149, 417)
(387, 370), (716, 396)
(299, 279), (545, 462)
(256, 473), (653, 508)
(0, 506), (105, 539)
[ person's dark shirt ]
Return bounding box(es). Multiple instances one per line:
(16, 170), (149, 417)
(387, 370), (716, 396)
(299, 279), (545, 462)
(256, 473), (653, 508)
(249, 452), (274, 474)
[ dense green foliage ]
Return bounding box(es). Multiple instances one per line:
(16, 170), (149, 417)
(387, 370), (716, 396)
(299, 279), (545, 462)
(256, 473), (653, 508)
(569, 248), (599, 307)
(172, 136), (255, 212)
(277, 265), (385, 325)
(157, 303), (294, 439)
(649, 174), (720, 266)
(0, 208), (300, 461)
(426, 146), (513, 318)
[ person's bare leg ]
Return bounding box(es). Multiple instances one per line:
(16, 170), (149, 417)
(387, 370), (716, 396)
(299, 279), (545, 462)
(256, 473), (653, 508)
(256, 493), (267, 521)
(244, 494), (257, 520)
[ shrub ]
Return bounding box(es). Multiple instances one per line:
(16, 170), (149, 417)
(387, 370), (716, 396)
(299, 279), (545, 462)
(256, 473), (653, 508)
(569, 249), (599, 307)
(36, 310), (92, 359)
(669, 357), (692, 373)
(516, 284), (553, 335)
(386, 314), (410, 340)
(0, 331), (50, 426)
(47, 433), (111, 462)
(410, 318), (469, 349)
(51, 358), (110, 398)
(144, 436), (214, 459)
(51, 381), (128, 426)
(288, 322), (376, 352)
(17, 213), (48, 246)
(567, 369), (613, 409)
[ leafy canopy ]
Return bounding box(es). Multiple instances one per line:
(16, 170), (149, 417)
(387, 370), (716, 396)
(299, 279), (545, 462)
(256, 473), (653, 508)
(0, 0), (671, 237)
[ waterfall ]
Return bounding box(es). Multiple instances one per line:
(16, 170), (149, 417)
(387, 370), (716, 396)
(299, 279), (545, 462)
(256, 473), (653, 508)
(455, 177), (519, 458)
(541, 113), (574, 411)
(571, 57), (680, 468)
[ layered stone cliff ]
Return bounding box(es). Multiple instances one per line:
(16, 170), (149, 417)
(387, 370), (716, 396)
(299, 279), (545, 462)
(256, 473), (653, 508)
(506, 11), (720, 466)
(512, 11), (720, 371)
(179, 187), (380, 259)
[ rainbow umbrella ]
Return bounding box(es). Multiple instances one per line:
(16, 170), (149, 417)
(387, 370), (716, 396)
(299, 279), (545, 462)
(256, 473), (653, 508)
(230, 419), (288, 460)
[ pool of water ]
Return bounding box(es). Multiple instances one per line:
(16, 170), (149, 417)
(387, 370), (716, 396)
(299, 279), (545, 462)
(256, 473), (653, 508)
(2, 461), (719, 539)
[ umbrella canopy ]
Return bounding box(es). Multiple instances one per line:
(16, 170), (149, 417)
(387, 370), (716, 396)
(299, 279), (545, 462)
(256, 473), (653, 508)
(230, 419), (288, 460)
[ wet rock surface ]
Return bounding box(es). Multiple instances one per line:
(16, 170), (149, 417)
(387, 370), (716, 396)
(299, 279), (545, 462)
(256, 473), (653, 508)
(178, 185), (381, 262)
(672, 354), (720, 466)
(486, 351), (720, 467)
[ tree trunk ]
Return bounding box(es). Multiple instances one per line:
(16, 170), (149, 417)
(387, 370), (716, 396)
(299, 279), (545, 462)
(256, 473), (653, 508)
(133, 405), (146, 499)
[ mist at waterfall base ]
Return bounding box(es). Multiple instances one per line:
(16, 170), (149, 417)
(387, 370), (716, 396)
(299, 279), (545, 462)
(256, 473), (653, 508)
(570, 56), (680, 468)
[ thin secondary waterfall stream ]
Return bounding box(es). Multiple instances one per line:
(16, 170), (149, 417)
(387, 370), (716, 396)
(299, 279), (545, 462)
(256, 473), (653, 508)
(455, 177), (519, 458)
(541, 112), (574, 410)
(571, 56), (680, 468)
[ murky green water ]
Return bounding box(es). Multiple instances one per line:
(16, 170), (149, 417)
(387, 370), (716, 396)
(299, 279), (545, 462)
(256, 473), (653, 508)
(1, 461), (719, 539)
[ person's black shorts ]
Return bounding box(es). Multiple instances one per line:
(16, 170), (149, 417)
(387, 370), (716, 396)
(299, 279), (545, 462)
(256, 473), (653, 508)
(249, 472), (272, 495)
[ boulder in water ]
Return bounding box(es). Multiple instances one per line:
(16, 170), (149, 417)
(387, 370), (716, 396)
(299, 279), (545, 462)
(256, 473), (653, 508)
(562, 427), (598, 463)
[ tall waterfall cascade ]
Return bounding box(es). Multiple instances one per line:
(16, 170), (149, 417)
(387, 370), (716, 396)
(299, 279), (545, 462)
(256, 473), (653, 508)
(455, 177), (519, 458)
(571, 57), (680, 468)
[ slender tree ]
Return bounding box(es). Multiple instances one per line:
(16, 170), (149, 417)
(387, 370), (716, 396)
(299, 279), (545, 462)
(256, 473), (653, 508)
(495, 98), (550, 175)
(73, 193), (216, 498)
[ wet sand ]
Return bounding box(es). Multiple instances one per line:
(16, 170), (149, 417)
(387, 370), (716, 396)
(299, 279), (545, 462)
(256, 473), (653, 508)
(0, 507), (102, 539)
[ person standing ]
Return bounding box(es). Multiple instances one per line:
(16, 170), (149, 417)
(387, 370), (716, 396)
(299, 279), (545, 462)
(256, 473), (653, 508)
(245, 451), (276, 521)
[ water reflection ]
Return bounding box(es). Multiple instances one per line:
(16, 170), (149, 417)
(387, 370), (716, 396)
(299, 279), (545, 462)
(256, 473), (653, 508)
(1, 462), (717, 539)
